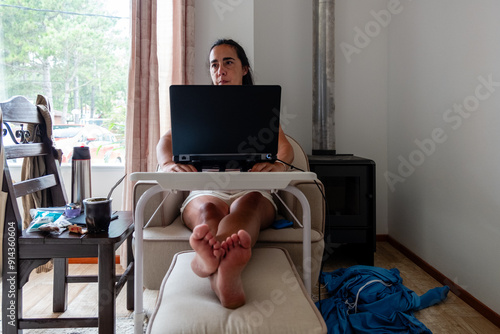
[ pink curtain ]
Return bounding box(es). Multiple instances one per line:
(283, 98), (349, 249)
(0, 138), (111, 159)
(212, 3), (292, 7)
(123, 0), (160, 211)
(158, 0), (195, 136)
(171, 0), (195, 86)
(123, 0), (195, 212)
(121, 0), (194, 268)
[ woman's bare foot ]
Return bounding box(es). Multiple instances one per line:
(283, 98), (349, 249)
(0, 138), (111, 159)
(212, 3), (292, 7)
(210, 230), (252, 309)
(190, 224), (222, 277)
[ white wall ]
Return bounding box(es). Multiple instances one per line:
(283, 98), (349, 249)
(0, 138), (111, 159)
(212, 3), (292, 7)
(253, 0), (313, 153)
(194, 0), (313, 154)
(387, 0), (500, 315)
(194, 0), (254, 85)
(334, 0), (389, 234)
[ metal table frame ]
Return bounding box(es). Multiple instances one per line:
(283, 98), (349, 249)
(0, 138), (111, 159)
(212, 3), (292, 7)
(130, 172), (317, 334)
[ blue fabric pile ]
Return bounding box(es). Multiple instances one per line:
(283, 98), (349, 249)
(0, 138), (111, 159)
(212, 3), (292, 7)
(315, 265), (450, 333)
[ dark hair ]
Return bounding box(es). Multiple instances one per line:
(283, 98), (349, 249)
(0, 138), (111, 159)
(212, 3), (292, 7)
(209, 39), (254, 85)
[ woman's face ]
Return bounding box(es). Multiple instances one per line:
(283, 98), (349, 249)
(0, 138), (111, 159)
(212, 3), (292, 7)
(209, 44), (248, 85)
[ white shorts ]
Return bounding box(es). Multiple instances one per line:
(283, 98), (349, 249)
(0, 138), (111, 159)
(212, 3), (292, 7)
(180, 190), (277, 222)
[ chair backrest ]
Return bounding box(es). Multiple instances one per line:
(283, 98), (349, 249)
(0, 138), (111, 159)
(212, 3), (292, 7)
(286, 135), (310, 171)
(1, 95), (67, 233)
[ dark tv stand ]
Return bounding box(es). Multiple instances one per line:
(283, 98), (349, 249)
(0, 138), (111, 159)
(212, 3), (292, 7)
(308, 155), (376, 265)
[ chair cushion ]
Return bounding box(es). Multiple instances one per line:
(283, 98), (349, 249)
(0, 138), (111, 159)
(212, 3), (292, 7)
(147, 248), (327, 334)
(143, 216), (324, 243)
(140, 218), (325, 290)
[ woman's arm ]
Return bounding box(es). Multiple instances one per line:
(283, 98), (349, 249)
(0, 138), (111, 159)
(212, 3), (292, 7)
(156, 130), (197, 172)
(250, 125), (294, 172)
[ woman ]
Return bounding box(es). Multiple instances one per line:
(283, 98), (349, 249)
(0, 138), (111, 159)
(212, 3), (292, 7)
(156, 39), (294, 308)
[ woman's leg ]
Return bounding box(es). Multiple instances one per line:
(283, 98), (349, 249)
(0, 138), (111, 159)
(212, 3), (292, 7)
(183, 196), (230, 277)
(216, 191), (275, 244)
(210, 192), (276, 308)
(183, 191), (276, 308)
(182, 195), (230, 234)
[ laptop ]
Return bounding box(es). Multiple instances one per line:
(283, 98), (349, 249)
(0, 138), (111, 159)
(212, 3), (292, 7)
(170, 85), (281, 171)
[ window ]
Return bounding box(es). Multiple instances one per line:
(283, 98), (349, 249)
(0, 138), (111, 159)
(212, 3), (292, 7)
(0, 0), (130, 165)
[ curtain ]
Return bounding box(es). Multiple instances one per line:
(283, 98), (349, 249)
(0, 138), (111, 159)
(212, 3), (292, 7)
(158, 0), (195, 136)
(123, 0), (160, 212)
(123, 0), (195, 211)
(171, 0), (195, 86)
(121, 0), (194, 266)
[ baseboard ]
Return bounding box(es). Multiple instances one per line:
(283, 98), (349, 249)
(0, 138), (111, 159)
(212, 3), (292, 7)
(376, 234), (389, 242)
(379, 234), (500, 328)
(68, 256), (121, 264)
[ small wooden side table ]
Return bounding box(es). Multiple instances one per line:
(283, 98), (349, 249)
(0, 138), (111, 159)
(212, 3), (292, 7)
(3, 211), (134, 334)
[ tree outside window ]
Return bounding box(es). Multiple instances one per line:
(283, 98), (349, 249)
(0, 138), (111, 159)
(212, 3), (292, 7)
(0, 0), (130, 164)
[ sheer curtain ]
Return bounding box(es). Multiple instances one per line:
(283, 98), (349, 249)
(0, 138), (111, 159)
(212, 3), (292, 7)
(123, 0), (195, 211)
(123, 0), (160, 212)
(121, 0), (194, 265)
(158, 0), (195, 136)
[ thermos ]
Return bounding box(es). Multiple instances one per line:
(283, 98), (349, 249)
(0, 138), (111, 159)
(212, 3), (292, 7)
(71, 146), (92, 211)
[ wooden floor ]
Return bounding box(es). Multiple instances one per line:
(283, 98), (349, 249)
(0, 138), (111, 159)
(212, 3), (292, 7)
(321, 242), (500, 334)
(2, 241), (499, 333)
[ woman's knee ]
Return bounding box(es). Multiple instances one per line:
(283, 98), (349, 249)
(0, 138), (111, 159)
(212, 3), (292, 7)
(232, 192), (275, 217)
(198, 201), (228, 220)
(237, 191), (266, 206)
(183, 198), (228, 228)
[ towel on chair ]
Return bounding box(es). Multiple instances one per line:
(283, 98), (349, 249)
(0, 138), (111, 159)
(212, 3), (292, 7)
(20, 95), (62, 273)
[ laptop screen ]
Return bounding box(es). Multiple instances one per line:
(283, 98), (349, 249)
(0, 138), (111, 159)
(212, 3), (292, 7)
(170, 85), (281, 171)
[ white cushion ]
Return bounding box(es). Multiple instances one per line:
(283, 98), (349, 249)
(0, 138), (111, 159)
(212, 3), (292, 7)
(147, 248), (326, 334)
(140, 218), (325, 290)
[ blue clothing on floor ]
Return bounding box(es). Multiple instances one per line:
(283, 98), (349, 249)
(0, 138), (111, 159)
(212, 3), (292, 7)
(315, 265), (450, 334)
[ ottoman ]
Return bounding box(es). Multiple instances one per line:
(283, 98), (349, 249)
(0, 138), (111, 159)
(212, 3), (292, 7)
(147, 248), (327, 334)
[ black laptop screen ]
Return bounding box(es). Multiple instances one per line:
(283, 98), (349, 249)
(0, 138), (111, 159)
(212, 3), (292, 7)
(170, 85), (281, 171)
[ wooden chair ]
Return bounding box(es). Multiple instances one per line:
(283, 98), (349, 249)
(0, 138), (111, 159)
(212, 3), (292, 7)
(1, 95), (134, 333)
(1, 95), (70, 331)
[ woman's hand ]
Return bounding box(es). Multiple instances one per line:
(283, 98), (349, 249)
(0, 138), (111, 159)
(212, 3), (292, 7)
(249, 161), (288, 172)
(159, 162), (198, 172)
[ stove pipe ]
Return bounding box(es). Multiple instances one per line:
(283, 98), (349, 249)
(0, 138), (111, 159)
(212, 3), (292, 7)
(312, 0), (335, 155)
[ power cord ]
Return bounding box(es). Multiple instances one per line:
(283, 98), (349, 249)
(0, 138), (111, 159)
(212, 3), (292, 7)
(275, 158), (330, 314)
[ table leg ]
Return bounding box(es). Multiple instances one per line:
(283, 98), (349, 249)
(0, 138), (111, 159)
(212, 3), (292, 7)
(127, 233), (134, 310)
(53, 258), (68, 312)
(134, 184), (163, 334)
(98, 244), (116, 334)
(283, 185), (312, 294)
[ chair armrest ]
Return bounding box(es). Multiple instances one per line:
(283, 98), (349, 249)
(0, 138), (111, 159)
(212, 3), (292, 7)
(276, 179), (325, 234)
(133, 181), (186, 228)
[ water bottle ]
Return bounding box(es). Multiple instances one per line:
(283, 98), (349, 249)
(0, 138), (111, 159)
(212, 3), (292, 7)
(71, 146), (92, 211)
